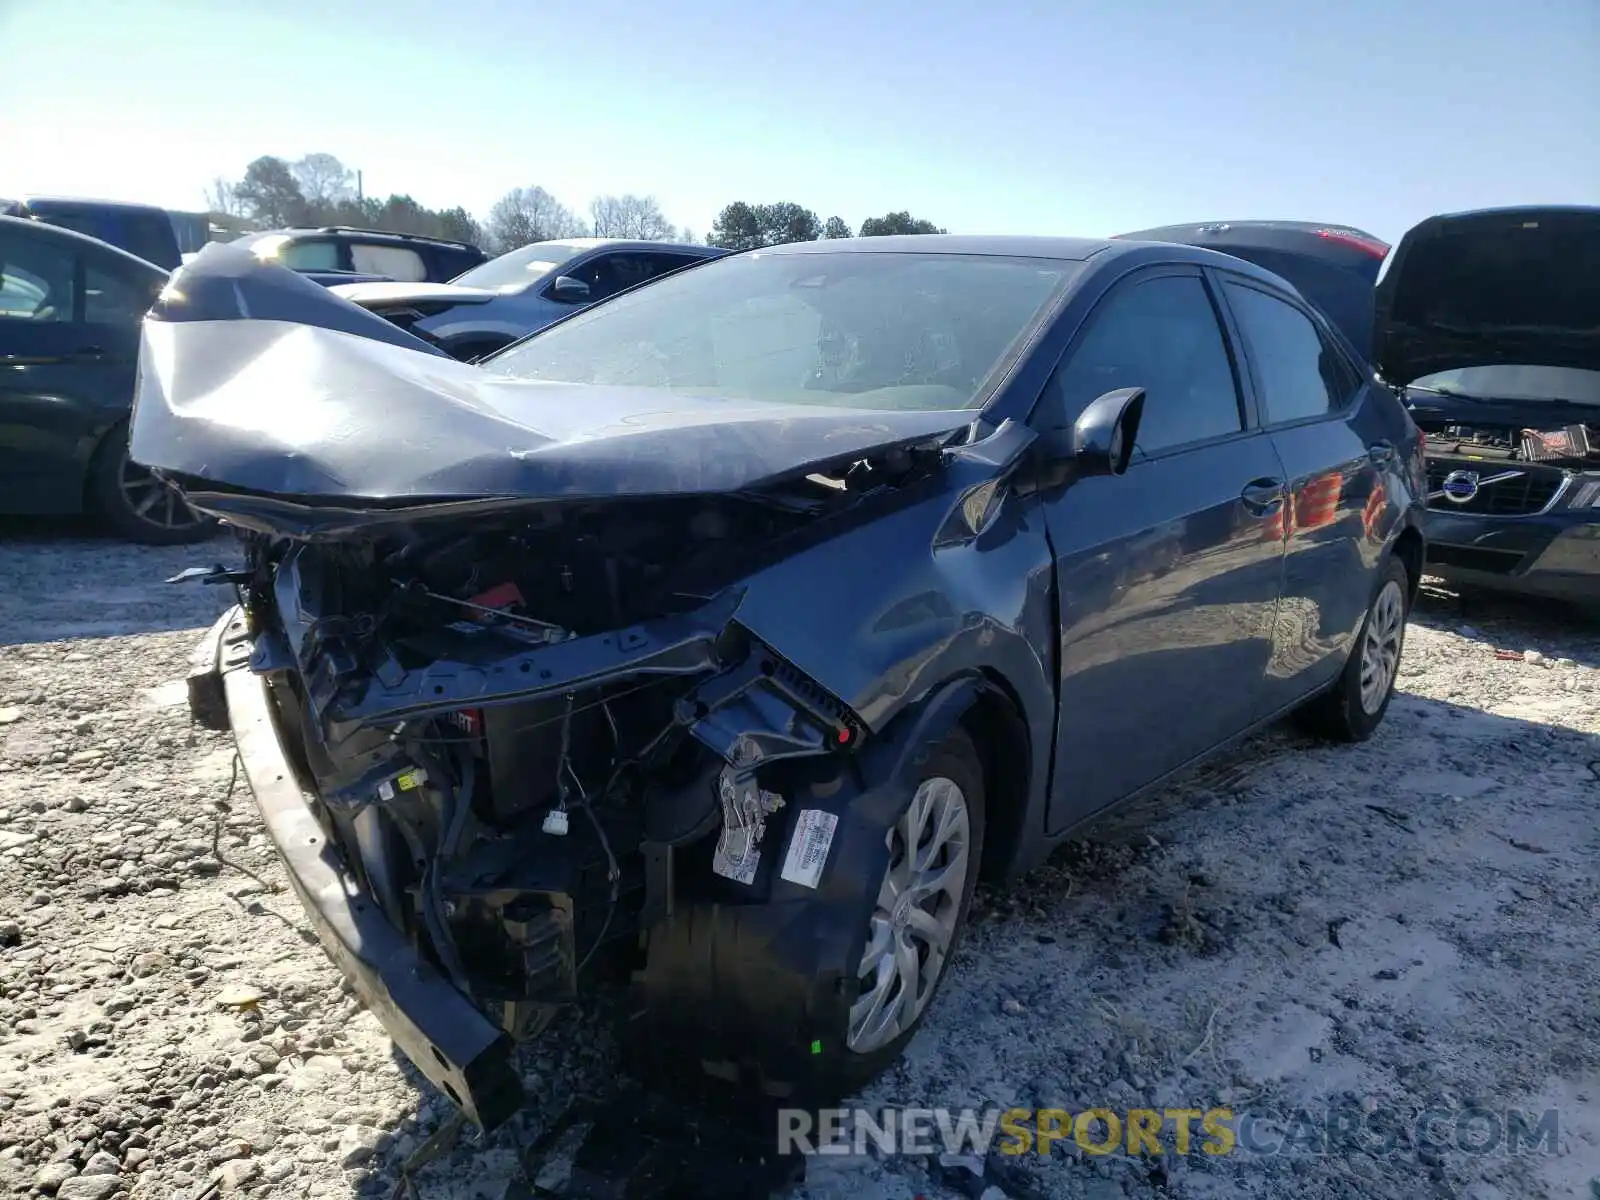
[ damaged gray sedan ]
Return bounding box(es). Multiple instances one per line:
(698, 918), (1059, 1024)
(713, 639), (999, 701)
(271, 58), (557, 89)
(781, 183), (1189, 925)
(145, 232), (1426, 1129)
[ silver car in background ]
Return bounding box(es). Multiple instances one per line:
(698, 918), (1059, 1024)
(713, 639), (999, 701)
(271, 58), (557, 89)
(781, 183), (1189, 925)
(332, 237), (727, 360)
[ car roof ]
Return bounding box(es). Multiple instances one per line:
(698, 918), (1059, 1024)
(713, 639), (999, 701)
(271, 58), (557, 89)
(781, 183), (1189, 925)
(547, 238), (726, 254)
(0, 214), (170, 275)
(1403, 203), (1600, 225)
(17, 195), (171, 215)
(759, 234), (1112, 259)
(750, 232), (1301, 286)
(246, 226), (483, 249)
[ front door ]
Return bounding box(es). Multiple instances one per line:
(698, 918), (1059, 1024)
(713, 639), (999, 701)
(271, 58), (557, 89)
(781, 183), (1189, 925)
(1037, 267), (1289, 832)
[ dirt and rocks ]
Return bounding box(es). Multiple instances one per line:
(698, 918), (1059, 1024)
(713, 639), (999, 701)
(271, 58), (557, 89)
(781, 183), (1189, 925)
(1, 529), (1597, 1200)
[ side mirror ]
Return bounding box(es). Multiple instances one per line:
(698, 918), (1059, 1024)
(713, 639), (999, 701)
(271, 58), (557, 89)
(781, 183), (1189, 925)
(1071, 387), (1145, 477)
(550, 275), (591, 302)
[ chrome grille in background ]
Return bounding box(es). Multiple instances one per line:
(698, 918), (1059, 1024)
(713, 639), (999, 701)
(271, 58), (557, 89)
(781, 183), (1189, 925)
(1424, 460), (1566, 516)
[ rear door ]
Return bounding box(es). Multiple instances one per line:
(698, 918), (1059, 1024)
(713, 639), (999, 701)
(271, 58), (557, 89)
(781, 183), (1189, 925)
(0, 229), (152, 512)
(1214, 269), (1402, 709)
(1039, 265), (1289, 831)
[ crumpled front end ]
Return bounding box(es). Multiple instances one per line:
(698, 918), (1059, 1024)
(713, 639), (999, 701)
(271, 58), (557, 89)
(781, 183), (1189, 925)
(157, 241), (1003, 1127)
(187, 476), (944, 1128)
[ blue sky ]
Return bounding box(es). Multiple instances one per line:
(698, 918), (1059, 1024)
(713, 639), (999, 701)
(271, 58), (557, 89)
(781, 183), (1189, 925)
(1, 0), (1595, 244)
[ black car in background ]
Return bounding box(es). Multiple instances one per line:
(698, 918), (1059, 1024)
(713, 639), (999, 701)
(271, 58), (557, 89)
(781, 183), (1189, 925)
(1373, 206), (1600, 608)
(147, 233), (1425, 1129)
(232, 226), (489, 287)
(0, 215), (210, 542)
(1113, 220), (1391, 359)
(1, 196), (191, 271)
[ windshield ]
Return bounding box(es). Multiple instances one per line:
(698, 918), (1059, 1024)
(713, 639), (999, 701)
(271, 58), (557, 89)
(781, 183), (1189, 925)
(1411, 365), (1600, 405)
(451, 241), (588, 291)
(486, 250), (1081, 411)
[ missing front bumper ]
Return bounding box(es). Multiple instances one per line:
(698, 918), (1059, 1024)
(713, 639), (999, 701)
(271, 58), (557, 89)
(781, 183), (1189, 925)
(193, 606), (524, 1130)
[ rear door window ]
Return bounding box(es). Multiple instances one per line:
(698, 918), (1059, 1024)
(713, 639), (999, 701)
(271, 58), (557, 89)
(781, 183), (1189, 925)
(350, 243), (427, 281)
(84, 260), (158, 325)
(1223, 281), (1360, 424)
(567, 252), (690, 302)
(1054, 273), (1245, 456)
(117, 211), (181, 268)
(0, 230), (76, 322)
(279, 239), (342, 272)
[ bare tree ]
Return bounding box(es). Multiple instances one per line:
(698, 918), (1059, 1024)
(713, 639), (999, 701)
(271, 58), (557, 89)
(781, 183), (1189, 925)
(486, 186), (586, 253)
(204, 177), (241, 217)
(292, 153), (356, 210)
(589, 194), (677, 240)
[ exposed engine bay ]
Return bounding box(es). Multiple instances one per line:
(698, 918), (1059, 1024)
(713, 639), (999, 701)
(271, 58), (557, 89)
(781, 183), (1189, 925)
(1422, 421), (1598, 466)
(224, 485), (890, 1045)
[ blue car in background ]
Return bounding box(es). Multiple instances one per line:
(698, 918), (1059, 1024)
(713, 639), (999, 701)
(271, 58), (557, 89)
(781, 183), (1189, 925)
(331, 237), (727, 360)
(1, 195), (200, 271)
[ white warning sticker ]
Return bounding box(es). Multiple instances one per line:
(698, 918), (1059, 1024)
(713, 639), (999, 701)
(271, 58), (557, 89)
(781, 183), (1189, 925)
(780, 809), (838, 889)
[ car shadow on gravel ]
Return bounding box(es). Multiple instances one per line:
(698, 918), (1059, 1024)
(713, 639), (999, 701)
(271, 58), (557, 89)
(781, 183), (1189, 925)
(1411, 575), (1600, 668)
(0, 517), (234, 646)
(313, 682), (1600, 1200)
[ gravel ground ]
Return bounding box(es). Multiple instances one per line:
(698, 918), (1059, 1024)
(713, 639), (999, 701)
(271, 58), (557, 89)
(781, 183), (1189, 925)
(1, 526), (1597, 1200)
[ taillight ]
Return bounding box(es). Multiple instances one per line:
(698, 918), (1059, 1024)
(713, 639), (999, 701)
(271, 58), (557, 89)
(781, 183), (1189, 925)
(1315, 228), (1390, 259)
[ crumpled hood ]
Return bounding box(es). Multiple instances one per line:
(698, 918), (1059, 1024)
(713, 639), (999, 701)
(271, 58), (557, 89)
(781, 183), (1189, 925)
(129, 241), (969, 510)
(329, 279), (501, 308)
(1374, 206), (1600, 385)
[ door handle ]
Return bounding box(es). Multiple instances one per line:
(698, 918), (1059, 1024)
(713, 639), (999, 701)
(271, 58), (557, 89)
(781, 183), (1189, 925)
(1240, 477), (1285, 515)
(70, 345), (107, 359)
(1367, 440), (1396, 466)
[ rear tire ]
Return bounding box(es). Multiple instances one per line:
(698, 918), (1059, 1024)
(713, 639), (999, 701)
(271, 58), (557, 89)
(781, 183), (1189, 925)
(1296, 556), (1410, 742)
(88, 423), (215, 545)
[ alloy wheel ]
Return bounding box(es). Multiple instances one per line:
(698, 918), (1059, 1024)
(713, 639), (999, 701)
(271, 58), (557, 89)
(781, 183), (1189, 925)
(1359, 579), (1406, 715)
(118, 455), (205, 535)
(847, 775), (970, 1054)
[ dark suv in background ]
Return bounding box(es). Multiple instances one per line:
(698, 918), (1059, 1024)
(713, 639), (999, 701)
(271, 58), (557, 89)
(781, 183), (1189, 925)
(0, 215), (211, 542)
(231, 226), (488, 286)
(1, 195), (197, 271)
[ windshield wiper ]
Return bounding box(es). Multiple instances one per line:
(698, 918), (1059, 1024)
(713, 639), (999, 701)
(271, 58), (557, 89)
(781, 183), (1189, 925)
(1408, 384), (1483, 400)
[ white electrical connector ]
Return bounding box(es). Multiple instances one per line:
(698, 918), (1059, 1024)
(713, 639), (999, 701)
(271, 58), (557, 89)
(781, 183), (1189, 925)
(542, 809), (570, 836)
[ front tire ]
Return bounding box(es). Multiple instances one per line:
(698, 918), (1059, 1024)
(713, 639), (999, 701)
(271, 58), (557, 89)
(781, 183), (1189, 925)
(89, 423), (215, 545)
(1296, 556), (1410, 742)
(824, 725), (986, 1096)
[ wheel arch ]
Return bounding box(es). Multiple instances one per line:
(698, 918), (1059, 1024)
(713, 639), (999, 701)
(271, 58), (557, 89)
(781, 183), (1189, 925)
(958, 670), (1033, 884)
(80, 414), (132, 507)
(849, 667), (1036, 885)
(1392, 523), (1424, 608)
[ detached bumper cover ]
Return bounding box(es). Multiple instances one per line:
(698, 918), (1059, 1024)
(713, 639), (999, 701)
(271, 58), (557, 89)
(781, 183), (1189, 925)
(193, 606), (523, 1130)
(1423, 508), (1600, 604)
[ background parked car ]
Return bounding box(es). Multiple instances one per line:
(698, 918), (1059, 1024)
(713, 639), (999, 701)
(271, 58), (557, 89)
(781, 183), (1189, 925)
(232, 226), (488, 287)
(1374, 205), (1600, 608)
(0, 195), (194, 271)
(1112, 220), (1391, 360)
(0, 215), (210, 543)
(1117, 210), (1600, 611)
(332, 237), (727, 360)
